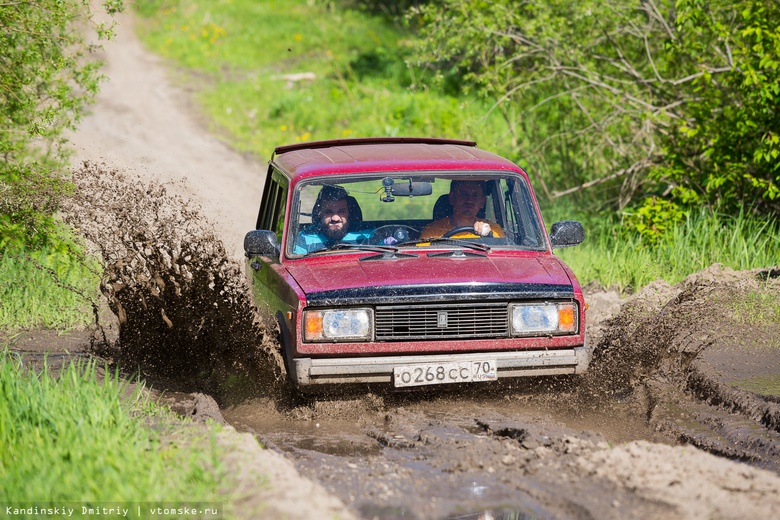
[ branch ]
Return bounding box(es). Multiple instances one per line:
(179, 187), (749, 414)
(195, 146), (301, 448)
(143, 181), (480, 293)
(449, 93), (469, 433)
(643, 0), (676, 41)
(552, 169), (628, 198)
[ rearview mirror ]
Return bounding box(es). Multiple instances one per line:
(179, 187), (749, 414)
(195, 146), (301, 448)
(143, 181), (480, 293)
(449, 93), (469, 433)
(392, 181), (432, 197)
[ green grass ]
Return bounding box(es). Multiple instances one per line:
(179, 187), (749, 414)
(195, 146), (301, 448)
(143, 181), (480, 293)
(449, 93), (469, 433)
(0, 351), (229, 516)
(547, 205), (780, 292)
(0, 248), (100, 331)
(133, 0), (515, 159)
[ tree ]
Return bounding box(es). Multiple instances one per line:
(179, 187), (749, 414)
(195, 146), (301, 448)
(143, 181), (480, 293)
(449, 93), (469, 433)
(662, 0), (780, 214)
(407, 0), (779, 216)
(0, 0), (123, 250)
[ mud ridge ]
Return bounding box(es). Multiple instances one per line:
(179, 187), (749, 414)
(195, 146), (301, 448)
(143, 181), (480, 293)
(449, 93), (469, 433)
(580, 264), (780, 471)
(685, 366), (780, 433)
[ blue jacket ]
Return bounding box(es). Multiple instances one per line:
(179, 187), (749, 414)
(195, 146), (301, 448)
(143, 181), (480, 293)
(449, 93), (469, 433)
(294, 226), (373, 254)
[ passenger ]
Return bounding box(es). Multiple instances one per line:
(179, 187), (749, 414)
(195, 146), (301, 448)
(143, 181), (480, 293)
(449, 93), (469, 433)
(294, 185), (369, 253)
(421, 180), (505, 239)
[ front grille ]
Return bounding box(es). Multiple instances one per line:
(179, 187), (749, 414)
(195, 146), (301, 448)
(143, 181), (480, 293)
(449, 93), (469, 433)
(375, 302), (509, 340)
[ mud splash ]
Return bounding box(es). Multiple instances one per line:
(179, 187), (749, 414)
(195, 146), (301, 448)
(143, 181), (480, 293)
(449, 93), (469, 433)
(63, 161), (283, 402)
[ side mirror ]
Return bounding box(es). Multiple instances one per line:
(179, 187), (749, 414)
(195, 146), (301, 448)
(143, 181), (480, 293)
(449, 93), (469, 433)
(244, 230), (280, 258)
(549, 220), (584, 248)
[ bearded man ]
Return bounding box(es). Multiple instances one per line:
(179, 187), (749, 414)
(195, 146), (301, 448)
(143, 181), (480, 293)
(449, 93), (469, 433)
(294, 185), (370, 254)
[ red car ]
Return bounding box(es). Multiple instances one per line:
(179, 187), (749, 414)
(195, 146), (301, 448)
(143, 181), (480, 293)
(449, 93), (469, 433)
(245, 137), (587, 388)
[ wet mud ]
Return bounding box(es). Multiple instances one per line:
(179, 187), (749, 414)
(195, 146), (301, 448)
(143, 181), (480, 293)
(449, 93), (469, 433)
(62, 162), (284, 402)
(60, 164), (780, 519)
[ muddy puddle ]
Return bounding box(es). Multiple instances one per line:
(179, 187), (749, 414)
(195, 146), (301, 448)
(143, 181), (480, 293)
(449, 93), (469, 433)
(221, 382), (671, 519)
(60, 162), (780, 519)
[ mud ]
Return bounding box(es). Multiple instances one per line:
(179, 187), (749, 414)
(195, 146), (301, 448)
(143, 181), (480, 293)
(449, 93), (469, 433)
(219, 265), (780, 519)
(61, 162), (284, 402)
(56, 162), (780, 519)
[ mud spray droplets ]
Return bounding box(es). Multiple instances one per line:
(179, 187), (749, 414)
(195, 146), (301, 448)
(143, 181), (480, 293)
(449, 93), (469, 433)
(63, 161), (283, 402)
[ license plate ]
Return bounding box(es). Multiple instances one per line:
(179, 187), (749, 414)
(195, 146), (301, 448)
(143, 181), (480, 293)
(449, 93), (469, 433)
(393, 360), (497, 388)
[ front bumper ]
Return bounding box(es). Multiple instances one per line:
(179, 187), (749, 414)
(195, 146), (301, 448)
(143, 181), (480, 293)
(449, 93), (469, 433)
(292, 342), (590, 385)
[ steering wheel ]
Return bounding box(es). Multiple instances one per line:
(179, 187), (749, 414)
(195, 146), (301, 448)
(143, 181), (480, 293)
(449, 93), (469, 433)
(442, 226), (480, 238)
(369, 225), (419, 244)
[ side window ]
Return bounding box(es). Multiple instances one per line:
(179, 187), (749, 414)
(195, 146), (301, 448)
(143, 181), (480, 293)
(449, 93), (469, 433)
(258, 168), (288, 243)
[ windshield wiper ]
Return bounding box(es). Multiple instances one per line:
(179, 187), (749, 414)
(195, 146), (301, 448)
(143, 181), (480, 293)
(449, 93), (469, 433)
(396, 237), (491, 253)
(307, 243), (400, 255)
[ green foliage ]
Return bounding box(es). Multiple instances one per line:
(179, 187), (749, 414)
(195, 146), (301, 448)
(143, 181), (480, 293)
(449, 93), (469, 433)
(0, 353), (225, 507)
(663, 0), (780, 214)
(405, 0), (780, 228)
(0, 0), (122, 249)
(624, 197), (687, 244)
(408, 0), (679, 208)
(552, 207), (780, 291)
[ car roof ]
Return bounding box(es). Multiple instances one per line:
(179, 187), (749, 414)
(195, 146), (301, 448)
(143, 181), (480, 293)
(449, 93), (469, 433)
(271, 137), (521, 181)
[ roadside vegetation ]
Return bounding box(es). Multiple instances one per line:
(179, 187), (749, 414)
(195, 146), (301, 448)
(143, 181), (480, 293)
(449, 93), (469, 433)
(0, 246), (100, 330)
(0, 1), (120, 330)
(132, 0), (779, 293)
(0, 1), (776, 330)
(0, 351), (229, 516)
(0, 2), (239, 514)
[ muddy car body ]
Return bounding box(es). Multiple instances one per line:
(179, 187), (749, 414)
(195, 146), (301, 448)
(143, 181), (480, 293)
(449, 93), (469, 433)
(245, 137), (587, 388)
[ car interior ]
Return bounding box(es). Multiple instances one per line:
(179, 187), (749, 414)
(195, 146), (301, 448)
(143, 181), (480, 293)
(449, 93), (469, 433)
(291, 176), (544, 253)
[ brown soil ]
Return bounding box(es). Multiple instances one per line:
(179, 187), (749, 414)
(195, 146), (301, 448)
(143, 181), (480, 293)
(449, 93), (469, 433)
(12, 7), (780, 520)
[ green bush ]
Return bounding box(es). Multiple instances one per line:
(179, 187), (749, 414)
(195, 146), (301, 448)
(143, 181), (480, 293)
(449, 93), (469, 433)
(0, 247), (100, 331)
(0, 1), (122, 250)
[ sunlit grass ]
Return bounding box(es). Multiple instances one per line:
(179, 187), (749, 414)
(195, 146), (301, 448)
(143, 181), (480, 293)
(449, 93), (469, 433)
(548, 207), (780, 292)
(0, 249), (100, 331)
(133, 0), (516, 159)
(0, 352), (227, 510)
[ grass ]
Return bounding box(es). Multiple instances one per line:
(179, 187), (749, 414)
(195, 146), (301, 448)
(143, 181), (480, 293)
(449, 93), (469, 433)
(131, 0), (779, 293)
(0, 351), (229, 516)
(547, 207), (780, 292)
(132, 0), (516, 159)
(0, 248), (100, 331)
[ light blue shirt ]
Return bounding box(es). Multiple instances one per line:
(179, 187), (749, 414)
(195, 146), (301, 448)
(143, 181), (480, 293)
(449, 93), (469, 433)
(294, 227), (373, 254)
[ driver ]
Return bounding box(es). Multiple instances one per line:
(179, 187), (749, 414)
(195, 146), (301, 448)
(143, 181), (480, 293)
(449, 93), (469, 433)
(421, 180), (505, 239)
(294, 185), (370, 254)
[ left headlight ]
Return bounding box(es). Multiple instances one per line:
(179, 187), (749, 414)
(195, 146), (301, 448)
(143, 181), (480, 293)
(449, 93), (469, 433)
(510, 302), (578, 336)
(303, 308), (373, 342)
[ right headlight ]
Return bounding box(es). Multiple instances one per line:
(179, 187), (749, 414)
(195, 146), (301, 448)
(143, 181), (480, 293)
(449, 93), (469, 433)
(510, 302), (578, 336)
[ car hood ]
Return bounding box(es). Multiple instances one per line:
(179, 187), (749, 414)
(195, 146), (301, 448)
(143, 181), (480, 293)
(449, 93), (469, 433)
(286, 252), (575, 305)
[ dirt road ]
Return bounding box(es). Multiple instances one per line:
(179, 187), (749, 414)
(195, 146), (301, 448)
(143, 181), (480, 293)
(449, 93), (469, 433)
(63, 9), (780, 520)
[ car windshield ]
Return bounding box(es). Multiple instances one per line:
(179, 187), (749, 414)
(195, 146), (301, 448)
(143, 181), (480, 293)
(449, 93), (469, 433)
(287, 173), (547, 256)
